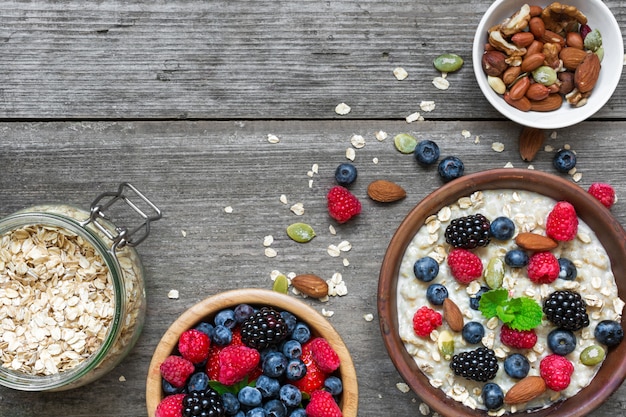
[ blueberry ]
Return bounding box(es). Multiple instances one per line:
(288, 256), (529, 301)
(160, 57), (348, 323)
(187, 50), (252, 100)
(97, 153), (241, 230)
(503, 353), (530, 379)
(212, 324), (232, 346)
(262, 351), (288, 378)
(162, 378), (182, 395)
(281, 340), (302, 358)
(482, 382), (504, 410)
(279, 384), (302, 408)
(280, 311), (298, 335)
(324, 375), (343, 396)
(334, 163), (358, 186)
(291, 322), (311, 344)
(194, 321), (215, 339)
(285, 358), (307, 381)
(437, 156), (464, 182)
(289, 410), (307, 417)
(413, 256), (439, 282)
(504, 249), (529, 268)
(234, 304), (256, 323)
(489, 216), (515, 240)
(547, 328), (577, 355)
(595, 320), (624, 347)
(260, 345), (279, 362)
(238, 386), (263, 407)
(414, 140), (440, 165)
(245, 407), (266, 417)
(215, 309), (237, 329)
(461, 321), (485, 344)
(558, 258), (577, 280)
(553, 149), (577, 173)
(469, 286), (490, 310)
(426, 283), (448, 306)
(256, 375), (280, 399)
(222, 392), (241, 415)
(264, 399), (288, 417)
(186, 371), (209, 392)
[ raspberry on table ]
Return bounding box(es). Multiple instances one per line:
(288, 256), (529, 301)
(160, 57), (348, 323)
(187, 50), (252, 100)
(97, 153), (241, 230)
(588, 182), (616, 209)
(447, 248), (483, 284)
(159, 355), (195, 388)
(326, 185), (362, 224)
(540, 354), (574, 391)
(412, 306), (442, 337)
(500, 324), (537, 349)
(546, 201), (578, 241)
(527, 251), (560, 284)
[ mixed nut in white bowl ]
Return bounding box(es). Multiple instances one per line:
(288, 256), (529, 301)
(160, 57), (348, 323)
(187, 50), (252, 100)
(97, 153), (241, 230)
(472, 0), (623, 129)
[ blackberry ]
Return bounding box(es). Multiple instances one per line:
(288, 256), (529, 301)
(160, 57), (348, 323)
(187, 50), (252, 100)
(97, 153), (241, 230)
(543, 290), (590, 331)
(450, 347), (498, 382)
(182, 387), (225, 417)
(445, 214), (491, 249)
(241, 307), (289, 349)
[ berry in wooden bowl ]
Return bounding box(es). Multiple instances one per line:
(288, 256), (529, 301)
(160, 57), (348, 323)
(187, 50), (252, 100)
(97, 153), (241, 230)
(146, 289), (358, 417)
(378, 168), (626, 416)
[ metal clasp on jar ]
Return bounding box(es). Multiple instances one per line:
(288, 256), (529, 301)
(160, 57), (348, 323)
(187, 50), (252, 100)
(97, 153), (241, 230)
(80, 183), (162, 251)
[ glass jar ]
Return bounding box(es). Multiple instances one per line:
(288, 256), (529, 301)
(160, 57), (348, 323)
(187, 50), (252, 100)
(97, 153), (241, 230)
(0, 183), (161, 391)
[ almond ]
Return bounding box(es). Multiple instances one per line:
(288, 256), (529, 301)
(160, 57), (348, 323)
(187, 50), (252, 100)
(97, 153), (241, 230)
(443, 298), (464, 332)
(541, 29), (565, 47)
(525, 83), (550, 101)
(520, 53), (545, 73)
(504, 376), (547, 404)
(529, 93), (563, 112)
(560, 47), (588, 71)
(515, 232), (558, 251)
(291, 274), (329, 298)
(518, 127), (545, 162)
(575, 52), (601, 93)
(566, 32), (584, 49)
(367, 180), (406, 203)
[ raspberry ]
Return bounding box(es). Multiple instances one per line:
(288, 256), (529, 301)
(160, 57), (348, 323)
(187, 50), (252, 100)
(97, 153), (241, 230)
(500, 324), (537, 349)
(206, 327), (243, 380)
(292, 343), (328, 394)
(588, 182), (616, 209)
(447, 248), (483, 284)
(305, 389), (343, 417)
(546, 201), (578, 241)
(155, 393), (185, 417)
(327, 186), (362, 223)
(527, 252), (560, 284)
(309, 337), (341, 373)
(412, 306), (442, 337)
(159, 355), (195, 388)
(217, 345), (261, 385)
(177, 328), (211, 364)
(540, 354), (574, 391)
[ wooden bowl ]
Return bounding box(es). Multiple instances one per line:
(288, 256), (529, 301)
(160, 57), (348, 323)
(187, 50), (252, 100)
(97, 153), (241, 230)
(146, 288), (358, 417)
(378, 168), (626, 416)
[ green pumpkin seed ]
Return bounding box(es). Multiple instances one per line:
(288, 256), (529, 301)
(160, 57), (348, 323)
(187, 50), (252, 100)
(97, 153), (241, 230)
(394, 133), (418, 154)
(433, 53), (464, 73)
(437, 330), (455, 360)
(580, 344), (605, 366)
(595, 46), (605, 62)
(272, 274), (289, 294)
(484, 258), (505, 289)
(584, 29), (602, 52)
(532, 66), (557, 86)
(287, 222), (316, 243)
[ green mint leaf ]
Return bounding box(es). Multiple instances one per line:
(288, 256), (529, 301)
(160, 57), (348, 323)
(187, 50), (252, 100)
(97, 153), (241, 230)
(478, 288), (509, 318)
(509, 297), (543, 330)
(496, 304), (516, 324)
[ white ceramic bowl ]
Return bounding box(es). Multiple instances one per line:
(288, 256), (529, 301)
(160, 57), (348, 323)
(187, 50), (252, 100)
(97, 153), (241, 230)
(473, 0), (623, 129)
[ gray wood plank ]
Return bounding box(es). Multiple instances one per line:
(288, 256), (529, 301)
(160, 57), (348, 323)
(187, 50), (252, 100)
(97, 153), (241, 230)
(0, 0), (624, 120)
(0, 120), (625, 415)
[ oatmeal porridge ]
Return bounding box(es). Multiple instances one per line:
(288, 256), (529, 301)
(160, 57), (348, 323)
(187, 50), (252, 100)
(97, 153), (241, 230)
(396, 189), (625, 414)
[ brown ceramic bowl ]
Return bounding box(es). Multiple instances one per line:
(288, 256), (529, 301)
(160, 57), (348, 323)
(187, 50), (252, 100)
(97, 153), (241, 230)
(146, 288), (358, 417)
(378, 168), (626, 416)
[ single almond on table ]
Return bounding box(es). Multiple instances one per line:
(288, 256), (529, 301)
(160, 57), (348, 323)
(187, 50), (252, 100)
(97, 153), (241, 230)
(291, 274), (329, 298)
(518, 127), (545, 162)
(515, 232), (558, 251)
(504, 376), (547, 404)
(443, 298), (464, 332)
(367, 180), (406, 203)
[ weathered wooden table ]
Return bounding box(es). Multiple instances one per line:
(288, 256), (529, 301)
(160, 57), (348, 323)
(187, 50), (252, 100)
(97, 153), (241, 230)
(1, 1), (625, 416)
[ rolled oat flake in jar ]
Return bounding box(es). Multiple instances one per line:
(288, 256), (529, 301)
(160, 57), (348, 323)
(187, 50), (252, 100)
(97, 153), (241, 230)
(0, 183), (161, 391)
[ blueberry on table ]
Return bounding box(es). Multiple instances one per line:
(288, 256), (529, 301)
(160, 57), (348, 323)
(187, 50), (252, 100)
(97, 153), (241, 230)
(558, 257), (577, 280)
(462, 321), (485, 344)
(505, 249), (529, 268)
(595, 320), (624, 347)
(334, 163), (358, 186)
(481, 382), (504, 410)
(426, 283), (448, 306)
(414, 140), (440, 165)
(504, 353), (530, 379)
(489, 216), (516, 240)
(413, 256), (439, 282)
(553, 149), (577, 173)
(547, 328), (577, 355)
(438, 156), (465, 182)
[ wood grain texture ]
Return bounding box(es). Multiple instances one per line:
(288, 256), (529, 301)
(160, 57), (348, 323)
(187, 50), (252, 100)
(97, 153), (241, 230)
(1, 120), (626, 416)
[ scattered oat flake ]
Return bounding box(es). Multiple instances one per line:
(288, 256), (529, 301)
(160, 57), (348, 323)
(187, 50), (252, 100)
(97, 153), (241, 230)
(432, 76), (450, 90)
(343, 258), (350, 266)
(420, 100), (436, 112)
(335, 102), (351, 115)
(572, 172), (583, 182)
(375, 130), (388, 141)
(311, 164), (319, 174)
(492, 142), (505, 152)
(267, 134), (280, 144)
(168, 289), (179, 299)
(544, 144), (554, 152)
(329, 225), (337, 235)
(263, 235), (274, 247)
(474, 135), (481, 144)
(224, 206), (233, 213)
(351, 134), (366, 149)
(396, 382), (411, 393)
(504, 162), (514, 168)
(337, 240), (352, 251)
(346, 147), (356, 161)
(308, 179), (313, 188)
(307, 170), (314, 178)
(363, 313), (374, 322)
(461, 130), (471, 138)
(322, 308), (335, 317)
(327, 245), (341, 257)
(279, 194), (288, 204)
(372, 157), (379, 164)
(119, 375), (127, 382)
(181, 230), (187, 237)
(550, 131), (558, 139)
(393, 67), (409, 80)
(419, 403), (430, 415)
(290, 203), (305, 216)
(405, 112), (422, 123)
(264, 247), (278, 258)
